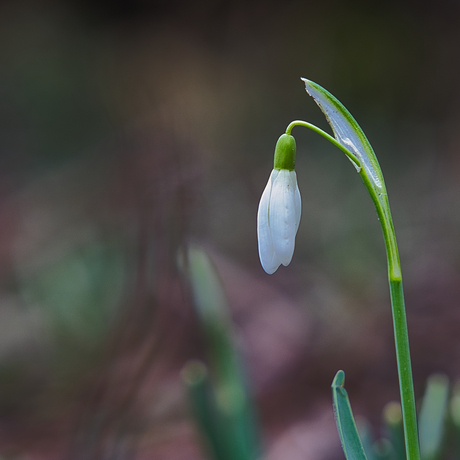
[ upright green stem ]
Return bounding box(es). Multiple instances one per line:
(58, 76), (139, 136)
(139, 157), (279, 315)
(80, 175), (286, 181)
(287, 121), (420, 460)
(389, 278), (419, 460)
(359, 171), (419, 460)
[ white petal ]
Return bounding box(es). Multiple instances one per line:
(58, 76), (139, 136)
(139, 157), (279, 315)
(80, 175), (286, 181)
(292, 172), (301, 232)
(269, 170), (297, 266)
(257, 170), (281, 274)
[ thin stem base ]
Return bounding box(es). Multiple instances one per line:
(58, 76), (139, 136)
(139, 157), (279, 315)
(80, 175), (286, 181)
(390, 278), (420, 460)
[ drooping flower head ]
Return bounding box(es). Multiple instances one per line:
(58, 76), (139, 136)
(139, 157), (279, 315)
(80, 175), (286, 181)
(257, 134), (301, 274)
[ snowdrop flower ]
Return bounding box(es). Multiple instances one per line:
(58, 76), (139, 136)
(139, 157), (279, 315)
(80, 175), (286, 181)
(257, 134), (301, 274)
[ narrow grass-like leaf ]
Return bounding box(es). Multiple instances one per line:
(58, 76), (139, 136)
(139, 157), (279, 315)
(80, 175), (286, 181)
(184, 246), (260, 460)
(332, 370), (368, 460)
(419, 374), (449, 460)
(182, 360), (232, 460)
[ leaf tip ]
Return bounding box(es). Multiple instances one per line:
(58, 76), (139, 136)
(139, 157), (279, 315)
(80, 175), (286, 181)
(332, 370), (346, 389)
(300, 77), (312, 93)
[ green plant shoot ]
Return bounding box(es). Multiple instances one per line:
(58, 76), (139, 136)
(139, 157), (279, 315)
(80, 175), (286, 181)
(257, 79), (420, 460)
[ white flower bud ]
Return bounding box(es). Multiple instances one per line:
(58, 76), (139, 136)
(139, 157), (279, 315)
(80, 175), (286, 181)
(257, 169), (301, 274)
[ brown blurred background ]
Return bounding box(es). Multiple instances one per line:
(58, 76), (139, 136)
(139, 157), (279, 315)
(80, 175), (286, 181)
(0, 0), (460, 458)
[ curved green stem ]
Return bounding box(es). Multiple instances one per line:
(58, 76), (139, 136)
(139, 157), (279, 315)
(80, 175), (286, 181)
(286, 120), (361, 168)
(289, 121), (420, 460)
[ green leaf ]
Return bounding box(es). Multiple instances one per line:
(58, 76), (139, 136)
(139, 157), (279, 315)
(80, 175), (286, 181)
(418, 374), (449, 460)
(185, 245), (240, 387)
(183, 246), (260, 460)
(182, 360), (233, 460)
(301, 78), (385, 195)
(332, 370), (368, 460)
